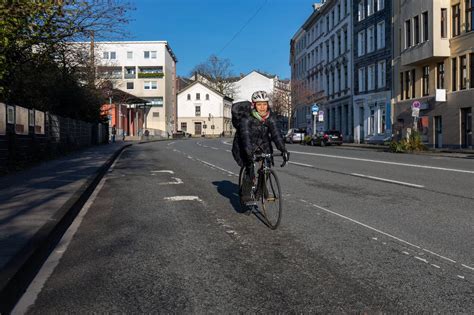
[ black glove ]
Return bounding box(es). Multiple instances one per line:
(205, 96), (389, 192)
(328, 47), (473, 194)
(281, 150), (290, 167)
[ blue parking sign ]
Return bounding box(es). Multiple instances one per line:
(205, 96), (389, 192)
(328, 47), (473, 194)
(311, 104), (319, 113)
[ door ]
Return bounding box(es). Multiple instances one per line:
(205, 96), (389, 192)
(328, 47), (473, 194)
(434, 116), (443, 148)
(461, 108), (472, 148)
(359, 107), (365, 143)
(194, 122), (202, 136)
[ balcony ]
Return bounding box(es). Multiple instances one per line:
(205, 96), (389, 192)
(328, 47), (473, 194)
(138, 67), (164, 79)
(401, 40), (450, 66)
(97, 66), (122, 79)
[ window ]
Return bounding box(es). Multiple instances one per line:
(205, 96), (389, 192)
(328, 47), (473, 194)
(441, 8), (447, 38)
(150, 97), (163, 106)
(29, 109), (34, 127)
(368, 64), (376, 90)
(358, 30), (366, 56)
(337, 3), (340, 21)
(144, 81), (157, 90)
(358, 67), (366, 92)
(110, 51), (116, 59)
(103, 51), (109, 59)
(452, 58), (457, 91)
(377, 21), (385, 49)
(187, 94), (191, 100)
(470, 53), (474, 88)
(344, 65), (348, 91)
(405, 20), (412, 48)
(453, 4), (461, 36)
(337, 33), (341, 55)
(437, 62), (445, 89)
(196, 93), (200, 100)
(367, 0), (374, 16)
(127, 51), (133, 59)
(358, 1), (365, 21)
(411, 69), (416, 98)
(405, 71), (410, 99)
(181, 122), (187, 131)
(195, 106), (201, 116)
(126, 82), (134, 89)
(414, 16), (420, 45)
(466, 0), (474, 32)
(400, 73), (404, 100)
(377, 0), (384, 11)
(332, 10), (335, 27)
(460, 55), (467, 90)
(343, 29), (348, 52)
(331, 38), (335, 59)
(422, 66), (430, 96)
(378, 60), (386, 88)
(368, 25), (375, 52)
(7, 106), (14, 124)
(205, 94), (209, 100)
(144, 51), (157, 59)
(422, 12), (428, 41)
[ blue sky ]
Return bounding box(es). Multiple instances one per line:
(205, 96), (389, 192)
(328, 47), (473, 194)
(125, 0), (320, 79)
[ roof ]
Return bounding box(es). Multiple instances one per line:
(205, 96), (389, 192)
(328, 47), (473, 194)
(177, 80), (233, 101)
(106, 89), (149, 105)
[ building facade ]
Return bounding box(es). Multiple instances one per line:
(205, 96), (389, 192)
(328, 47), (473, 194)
(177, 81), (232, 137)
(290, 0), (354, 138)
(353, 0), (392, 143)
(94, 41), (178, 137)
(392, 0), (474, 148)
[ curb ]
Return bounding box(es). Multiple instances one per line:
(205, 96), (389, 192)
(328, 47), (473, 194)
(0, 144), (132, 314)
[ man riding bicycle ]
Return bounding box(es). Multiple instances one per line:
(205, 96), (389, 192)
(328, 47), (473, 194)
(232, 90), (290, 202)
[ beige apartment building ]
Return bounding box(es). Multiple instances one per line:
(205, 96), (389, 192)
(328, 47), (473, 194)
(392, 0), (473, 148)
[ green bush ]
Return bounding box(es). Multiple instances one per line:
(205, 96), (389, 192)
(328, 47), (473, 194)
(303, 135), (312, 145)
(388, 131), (427, 153)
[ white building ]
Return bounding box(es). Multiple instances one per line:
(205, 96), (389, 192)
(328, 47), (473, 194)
(233, 71), (280, 102)
(177, 81), (232, 137)
(93, 41), (177, 136)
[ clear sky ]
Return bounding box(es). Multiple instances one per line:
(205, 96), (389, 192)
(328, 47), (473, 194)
(125, 0), (320, 79)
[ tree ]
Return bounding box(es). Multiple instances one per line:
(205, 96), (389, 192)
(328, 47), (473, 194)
(269, 81), (291, 118)
(0, 0), (133, 121)
(190, 55), (236, 97)
(290, 79), (322, 128)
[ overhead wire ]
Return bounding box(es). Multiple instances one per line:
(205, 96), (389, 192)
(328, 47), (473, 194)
(216, 0), (269, 55)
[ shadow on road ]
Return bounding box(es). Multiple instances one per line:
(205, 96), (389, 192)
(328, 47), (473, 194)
(211, 180), (245, 214)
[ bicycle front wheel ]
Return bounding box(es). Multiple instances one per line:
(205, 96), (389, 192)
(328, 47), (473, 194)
(260, 169), (282, 229)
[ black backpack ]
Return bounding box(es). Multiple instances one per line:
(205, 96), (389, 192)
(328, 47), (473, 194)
(231, 101), (252, 129)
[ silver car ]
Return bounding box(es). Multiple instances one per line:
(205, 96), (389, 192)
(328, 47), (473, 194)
(285, 128), (305, 143)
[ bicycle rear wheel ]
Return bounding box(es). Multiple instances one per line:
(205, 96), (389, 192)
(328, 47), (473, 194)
(260, 169), (282, 229)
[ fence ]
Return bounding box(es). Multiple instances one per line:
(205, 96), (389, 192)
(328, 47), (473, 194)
(0, 103), (109, 173)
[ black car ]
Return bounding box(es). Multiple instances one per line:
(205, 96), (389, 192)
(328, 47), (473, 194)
(310, 130), (343, 146)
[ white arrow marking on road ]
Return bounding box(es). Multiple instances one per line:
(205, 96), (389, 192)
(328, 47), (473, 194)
(290, 150), (474, 174)
(151, 170), (174, 174)
(163, 196), (202, 202)
(158, 177), (183, 185)
(351, 173), (425, 188)
(222, 141), (232, 145)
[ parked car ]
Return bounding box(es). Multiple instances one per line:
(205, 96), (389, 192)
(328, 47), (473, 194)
(310, 130), (343, 146)
(173, 130), (192, 139)
(365, 133), (392, 145)
(285, 128), (305, 143)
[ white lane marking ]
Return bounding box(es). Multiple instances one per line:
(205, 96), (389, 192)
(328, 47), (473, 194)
(163, 196), (202, 202)
(210, 147), (219, 150)
(167, 141), (175, 146)
(12, 170), (109, 314)
(301, 199), (422, 249)
(196, 158), (238, 177)
(402, 251), (410, 255)
(457, 275), (465, 279)
(202, 145), (209, 148)
(151, 170), (174, 174)
(225, 150), (231, 153)
(222, 141), (232, 146)
(422, 248), (456, 263)
(431, 264), (441, 269)
(290, 150), (474, 174)
(288, 161), (314, 168)
(351, 173), (425, 188)
(300, 200), (472, 269)
(462, 264), (474, 271)
(415, 256), (429, 263)
(158, 177), (183, 185)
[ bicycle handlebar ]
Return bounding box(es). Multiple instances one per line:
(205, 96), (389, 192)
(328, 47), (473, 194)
(252, 152), (288, 168)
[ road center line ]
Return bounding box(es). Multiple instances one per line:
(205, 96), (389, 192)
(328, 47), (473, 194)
(163, 196), (202, 202)
(289, 150), (474, 174)
(196, 158), (238, 177)
(151, 170), (174, 174)
(351, 173), (424, 188)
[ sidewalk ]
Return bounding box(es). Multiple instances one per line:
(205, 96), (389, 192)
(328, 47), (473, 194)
(0, 141), (131, 313)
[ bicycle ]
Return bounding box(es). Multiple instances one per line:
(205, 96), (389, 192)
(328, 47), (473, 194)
(238, 151), (287, 230)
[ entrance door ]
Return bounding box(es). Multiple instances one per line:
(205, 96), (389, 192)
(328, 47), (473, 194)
(194, 122), (202, 136)
(434, 116), (443, 148)
(461, 108), (472, 148)
(359, 107), (365, 143)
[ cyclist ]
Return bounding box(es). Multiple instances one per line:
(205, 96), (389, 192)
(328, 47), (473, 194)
(233, 90), (289, 202)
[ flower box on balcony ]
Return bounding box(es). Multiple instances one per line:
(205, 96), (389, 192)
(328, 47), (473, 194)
(138, 72), (164, 79)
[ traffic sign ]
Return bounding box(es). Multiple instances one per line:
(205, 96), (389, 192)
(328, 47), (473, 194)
(412, 108), (420, 117)
(318, 110), (324, 122)
(311, 104), (319, 113)
(412, 101), (421, 109)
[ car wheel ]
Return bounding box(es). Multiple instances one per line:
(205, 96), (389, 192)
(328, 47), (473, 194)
(320, 141), (326, 147)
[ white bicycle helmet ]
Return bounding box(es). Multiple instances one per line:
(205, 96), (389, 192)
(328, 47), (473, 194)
(251, 90), (270, 103)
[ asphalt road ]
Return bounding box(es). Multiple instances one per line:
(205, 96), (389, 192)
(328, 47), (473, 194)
(19, 138), (474, 313)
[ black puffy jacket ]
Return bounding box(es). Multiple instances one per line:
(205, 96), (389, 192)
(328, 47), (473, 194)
(232, 111), (286, 167)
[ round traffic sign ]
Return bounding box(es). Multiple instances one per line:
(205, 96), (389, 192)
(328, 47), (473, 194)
(311, 104), (319, 113)
(412, 101), (421, 109)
